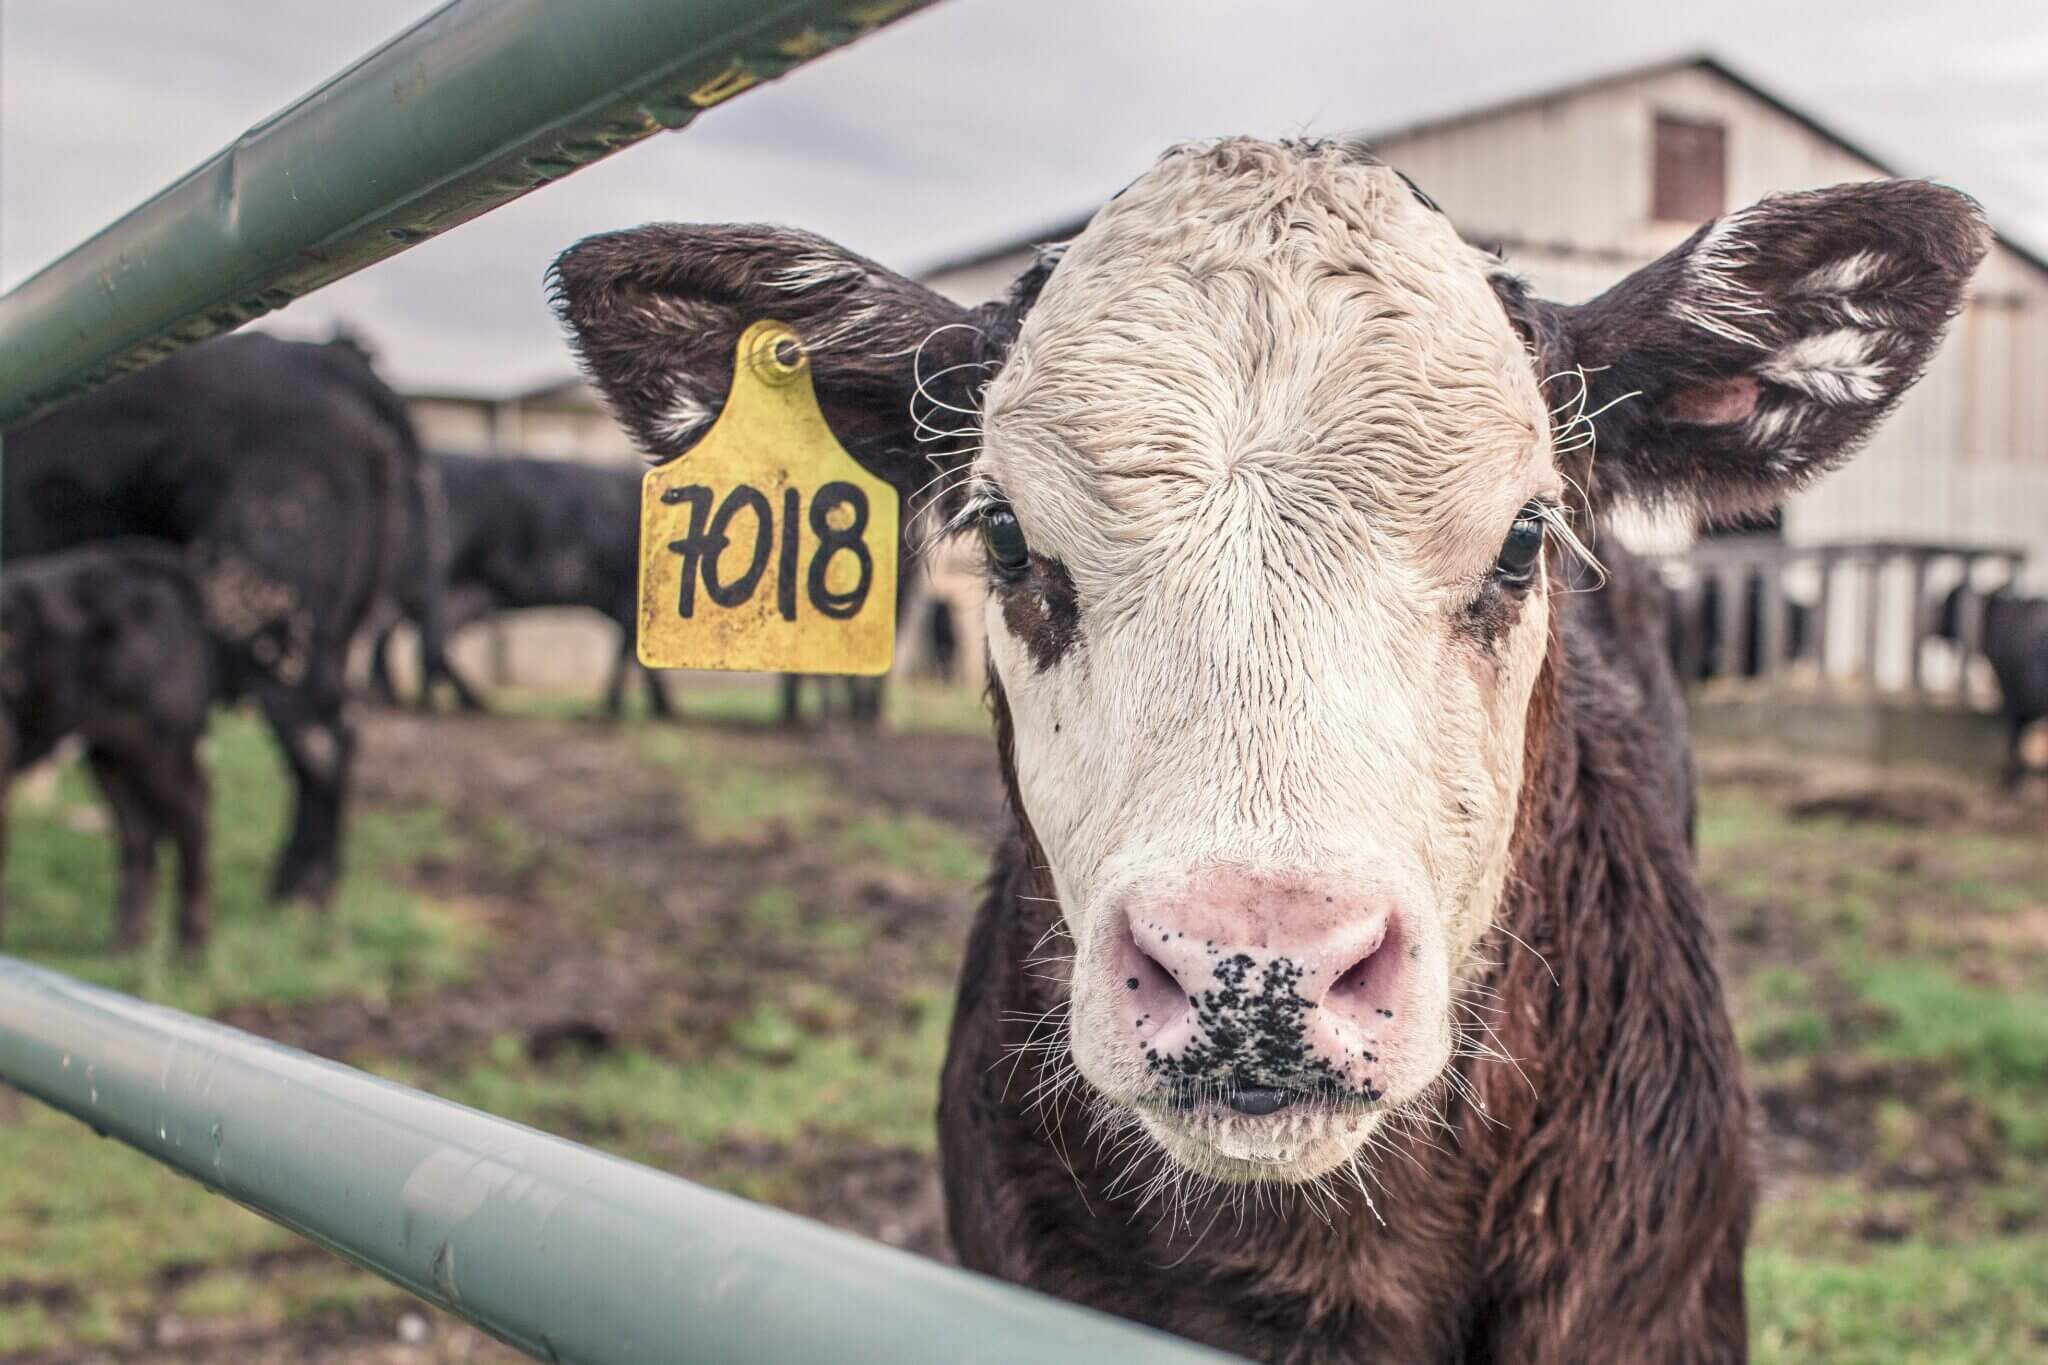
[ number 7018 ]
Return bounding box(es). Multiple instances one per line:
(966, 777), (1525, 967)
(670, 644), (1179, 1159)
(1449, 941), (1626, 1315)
(662, 481), (874, 621)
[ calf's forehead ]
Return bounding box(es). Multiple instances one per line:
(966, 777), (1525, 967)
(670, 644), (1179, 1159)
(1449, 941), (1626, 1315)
(981, 142), (1553, 580)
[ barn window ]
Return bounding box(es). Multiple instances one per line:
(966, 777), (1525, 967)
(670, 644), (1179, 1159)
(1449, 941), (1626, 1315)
(1651, 114), (1727, 223)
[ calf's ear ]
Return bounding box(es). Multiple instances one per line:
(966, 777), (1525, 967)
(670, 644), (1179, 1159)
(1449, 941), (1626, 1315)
(548, 225), (990, 487)
(1498, 180), (1990, 519)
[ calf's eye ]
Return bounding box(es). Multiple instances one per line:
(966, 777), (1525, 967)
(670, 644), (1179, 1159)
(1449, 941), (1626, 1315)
(981, 504), (1031, 579)
(1493, 503), (1547, 587)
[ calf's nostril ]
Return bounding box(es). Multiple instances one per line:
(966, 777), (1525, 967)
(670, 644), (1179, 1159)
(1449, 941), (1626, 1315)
(1127, 930), (1181, 990)
(1326, 915), (1397, 1013)
(1119, 925), (1188, 1036)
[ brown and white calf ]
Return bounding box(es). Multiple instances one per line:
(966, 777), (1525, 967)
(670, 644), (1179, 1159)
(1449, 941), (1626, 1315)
(552, 141), (1985, 1363)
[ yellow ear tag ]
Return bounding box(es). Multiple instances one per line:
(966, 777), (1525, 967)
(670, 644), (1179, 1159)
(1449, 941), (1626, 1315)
(636, 320), (898, 676)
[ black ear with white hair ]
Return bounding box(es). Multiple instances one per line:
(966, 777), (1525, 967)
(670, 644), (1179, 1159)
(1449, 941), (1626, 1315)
(1496, 180), (1990, 517)
(549, 224), (1004, 494)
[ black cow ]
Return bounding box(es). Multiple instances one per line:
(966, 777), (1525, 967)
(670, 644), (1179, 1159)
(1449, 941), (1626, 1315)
(1, 542), (213, 950)
(3, 332), (442, 903)
(1937, 584), (2048, 784)
(368, 452), (672, 719)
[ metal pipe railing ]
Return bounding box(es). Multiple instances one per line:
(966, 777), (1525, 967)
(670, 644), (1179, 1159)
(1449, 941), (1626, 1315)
(0, 0), (942, 426)
(0, 956), (1236, 1364)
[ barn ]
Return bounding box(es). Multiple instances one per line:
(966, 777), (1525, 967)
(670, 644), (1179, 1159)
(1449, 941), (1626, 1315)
(919, 54), (2048, 718)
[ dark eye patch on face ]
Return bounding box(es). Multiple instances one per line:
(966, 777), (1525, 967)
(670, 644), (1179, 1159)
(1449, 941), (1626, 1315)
(968, 494), (1081, 671)
(998, 553), (1081, 672)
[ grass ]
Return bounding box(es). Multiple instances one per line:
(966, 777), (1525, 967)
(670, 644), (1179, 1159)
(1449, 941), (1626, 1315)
(0, 1099), (297, 1352)
(2, 709), (483, 1014)
(1847, 958), (2048, 1091)
(426, 993), (953, 1172)
(638, 725), (831, 845)
(739, 882), (882, 953)
(837, 811), (988, 887)
(492, 676), (783, 727)
(1736, 963), (1832, 1066)
(0, 1093), (390, 1355)
(887, 679), (992, 736)
(1697, 775), (2048, 1365)
(1749, 1238), (2048, 1365)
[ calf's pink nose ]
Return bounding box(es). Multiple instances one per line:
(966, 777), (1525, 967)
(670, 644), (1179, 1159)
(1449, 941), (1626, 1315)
(1112, 870), (1412, 1098)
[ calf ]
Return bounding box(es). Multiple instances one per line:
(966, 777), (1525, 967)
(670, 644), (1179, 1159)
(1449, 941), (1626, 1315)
(1937, 584), (2048, 784)
(4, 332), (439, 904)
(1, 542), (213, 950)
(369, 452), (672, 719)
(553, 141), (1984, 1362)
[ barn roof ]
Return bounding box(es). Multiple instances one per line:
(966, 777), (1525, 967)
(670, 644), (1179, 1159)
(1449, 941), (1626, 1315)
(919, 53), (2048, 283)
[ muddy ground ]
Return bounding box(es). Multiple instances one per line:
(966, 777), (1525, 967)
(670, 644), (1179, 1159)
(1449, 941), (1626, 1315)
(4, 693), (2044, 1363)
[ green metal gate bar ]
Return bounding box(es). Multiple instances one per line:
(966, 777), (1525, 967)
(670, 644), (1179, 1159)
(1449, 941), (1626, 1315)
(0, 956), (1235, 1364)
(0, 0), (940, 426)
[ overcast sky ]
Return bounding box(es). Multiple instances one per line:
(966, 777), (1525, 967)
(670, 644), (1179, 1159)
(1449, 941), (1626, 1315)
(3, 0), (2044, 394)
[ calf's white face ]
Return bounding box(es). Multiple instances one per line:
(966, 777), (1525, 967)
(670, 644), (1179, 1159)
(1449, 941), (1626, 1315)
(551, 137), (1987, 1195)
(971, 143), (1560, 1178)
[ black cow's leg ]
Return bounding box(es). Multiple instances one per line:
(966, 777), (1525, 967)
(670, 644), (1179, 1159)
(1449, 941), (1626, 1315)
(434, 585), (495, 713)
(108, 740), (213, 951)
(153, 744), (214, 951)
(849, 678), (885, 729)
(86, 748), (159, 951)
(2003, 714), (2030, 790)
(602, 634), (631, 720)
(258, 686), (353, 905)
(437, 654), (489, 713)
(407, 458), (458, 719)
(642, 663), (676, 721)
(0, 777), (11, 945)
(779, 674), (804, 728)
(414, 631), (490, 714)
(411, 625), (449, 715)
(368, 621), (406, 708)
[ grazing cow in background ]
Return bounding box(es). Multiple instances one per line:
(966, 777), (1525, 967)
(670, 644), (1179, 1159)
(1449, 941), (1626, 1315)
(553, 141), (1984, 1362)
(3, 332), (438, 904)
(368, 451), (673, 720)
(0, 542), (213, 950)
(1936, 583), (2048, 784)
